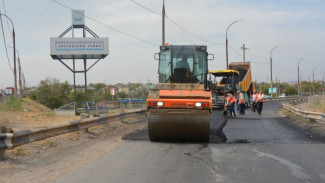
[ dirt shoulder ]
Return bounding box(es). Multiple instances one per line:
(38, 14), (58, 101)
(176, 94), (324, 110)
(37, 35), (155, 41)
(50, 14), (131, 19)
(0, 98), (148, 183)
(0, 98), (79, 131)
(0, 115), (147, 183)
(279, 108), (325, 137)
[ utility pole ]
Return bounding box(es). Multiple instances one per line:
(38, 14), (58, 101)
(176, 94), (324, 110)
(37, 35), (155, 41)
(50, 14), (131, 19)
(313, 66), (318, 95)
(298, 58), (304, 97)
(279, 80), (281, 96)
(323, 74), (325, 95)
(270, 46), (280, 99)
(162, 0), (165, 46)
(18, 57), (22, 96)
(240, 44), (248, 62)
(276, 74), (278, 98)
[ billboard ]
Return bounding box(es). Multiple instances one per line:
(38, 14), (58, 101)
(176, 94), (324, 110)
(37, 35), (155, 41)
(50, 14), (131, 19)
(268, 87), (277, 94)
(50, 37), (109, 60)
(110, 88), (115, 96)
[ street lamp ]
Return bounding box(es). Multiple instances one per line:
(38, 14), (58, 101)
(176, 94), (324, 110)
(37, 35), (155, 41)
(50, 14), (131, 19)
(313, 65), (318, 95)
(270, 46), (280, 98)
(7, 45), (22, 97)
(298, 58), (304, 97)
(0, 13), (16, 97)
(226, 19), (242, 69)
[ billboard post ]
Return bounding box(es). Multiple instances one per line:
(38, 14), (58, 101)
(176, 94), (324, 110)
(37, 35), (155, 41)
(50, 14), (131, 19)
(50, 10), (109, 115)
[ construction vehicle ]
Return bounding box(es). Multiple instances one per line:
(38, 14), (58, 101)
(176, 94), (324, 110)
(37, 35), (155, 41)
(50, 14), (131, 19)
(208, 70), (239, 108)
(228, 62), (255, 107)
(147, 45), (213, 142)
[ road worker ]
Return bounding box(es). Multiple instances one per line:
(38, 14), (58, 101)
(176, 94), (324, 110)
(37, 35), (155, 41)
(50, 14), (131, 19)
(251, 91), (257, 112)
(229, 93), (236, 116)
(223, 93), (230, 115)
(237, 91), (245, 115)
(257, 91), (264, 115)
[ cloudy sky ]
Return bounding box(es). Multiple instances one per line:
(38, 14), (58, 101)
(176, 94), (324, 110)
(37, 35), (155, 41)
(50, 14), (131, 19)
(0, 0), (324, 88)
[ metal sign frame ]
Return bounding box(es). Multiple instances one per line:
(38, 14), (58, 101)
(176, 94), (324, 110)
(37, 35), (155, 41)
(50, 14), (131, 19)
(51, 10), (108, 115)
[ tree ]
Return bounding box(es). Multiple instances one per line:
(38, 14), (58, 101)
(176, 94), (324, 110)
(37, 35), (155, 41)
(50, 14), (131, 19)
(117, 91), (128, 99)
(284, 86), (298, 96)
(35, 78), (70, 109)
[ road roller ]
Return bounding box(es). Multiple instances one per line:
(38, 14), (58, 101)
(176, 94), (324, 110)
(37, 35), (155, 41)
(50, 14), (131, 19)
(147, 45), (213, 142)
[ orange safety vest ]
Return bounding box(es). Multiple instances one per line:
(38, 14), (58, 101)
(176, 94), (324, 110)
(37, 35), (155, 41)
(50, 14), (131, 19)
(257, 93), (264, 102)
(230, 97), (236, 104)
(238, 93), (245, 104)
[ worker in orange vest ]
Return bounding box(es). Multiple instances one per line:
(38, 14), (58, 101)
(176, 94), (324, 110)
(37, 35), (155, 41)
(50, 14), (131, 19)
(229, 93), (236, 116)
(257, 91), (264, 115)
(223, 93), (230, 115)
(237, 91), (246, 115)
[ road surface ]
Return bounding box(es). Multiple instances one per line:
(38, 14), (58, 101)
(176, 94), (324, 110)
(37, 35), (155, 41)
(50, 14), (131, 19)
(53, 101), (325, 183)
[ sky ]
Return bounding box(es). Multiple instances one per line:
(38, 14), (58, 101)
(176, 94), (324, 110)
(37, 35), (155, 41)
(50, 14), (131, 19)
(0, 0), (324, 88)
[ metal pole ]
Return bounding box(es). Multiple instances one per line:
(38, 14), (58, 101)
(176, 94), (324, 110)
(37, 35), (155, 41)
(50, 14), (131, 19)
(270, 46), (279, 99)
(226, 19), (242, 69)
(18, 57), (22, 97)
(323, 74), (325, 95)
(0, 14), (17, 97)
(313, 66), (318, 95)
(298, 58), (304, 98)
(73, 59), (77, 115)
(226, 37), (228, 69)
(83, 26), (89, 111)
(13, 29), (17, 97)
(162, 0), (165, 46)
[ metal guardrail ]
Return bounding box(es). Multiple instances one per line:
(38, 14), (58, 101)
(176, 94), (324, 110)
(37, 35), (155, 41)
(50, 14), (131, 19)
(282, 98), (325, 124)
(0, 109), (146, 153)
(263, 96), (299, 102)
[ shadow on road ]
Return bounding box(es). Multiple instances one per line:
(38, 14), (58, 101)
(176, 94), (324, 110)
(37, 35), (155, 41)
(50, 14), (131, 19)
(122, 109), (228, 143)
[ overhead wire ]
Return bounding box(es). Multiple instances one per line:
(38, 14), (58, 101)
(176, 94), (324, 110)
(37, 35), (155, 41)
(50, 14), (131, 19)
(1, 0), (11, 37)
(50, 0), (158, 47)
(0, 10), (13, 71)
(129, 0), (225, 46)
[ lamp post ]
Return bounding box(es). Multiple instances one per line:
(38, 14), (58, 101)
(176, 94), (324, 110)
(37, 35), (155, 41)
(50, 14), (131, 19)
(226, 19), (242, 69)
(313, 66), (318, 95)
(298, 58), (304, 98)
(323, 73), (325, 95)
(0, 13), (16, 97)
(7, 46), (22, 97)
(270, 46), (279, 99)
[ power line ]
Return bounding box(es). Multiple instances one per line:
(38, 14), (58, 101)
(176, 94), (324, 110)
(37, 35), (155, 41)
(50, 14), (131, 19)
(228, 44), (242, 57)
(129, 0), (224, 46)
(130, 0), (160, 15)
(1, 0), (11, 37)
(0, 10), (13, 71)
(50, 0), (158, 47)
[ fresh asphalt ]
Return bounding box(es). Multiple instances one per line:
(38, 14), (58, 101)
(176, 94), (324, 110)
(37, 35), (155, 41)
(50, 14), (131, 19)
(54, 101), (325, 183)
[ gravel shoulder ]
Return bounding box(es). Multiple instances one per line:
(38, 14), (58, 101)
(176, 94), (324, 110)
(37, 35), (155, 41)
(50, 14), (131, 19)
(0, 113), (147, 183)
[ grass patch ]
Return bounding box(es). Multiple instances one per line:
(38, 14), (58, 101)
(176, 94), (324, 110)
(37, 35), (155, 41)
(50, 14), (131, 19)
(13, 147), (27, 156)
(0, 98), (23, 111)
(280, 108), (315, 126)
(46, 140), (58, 147)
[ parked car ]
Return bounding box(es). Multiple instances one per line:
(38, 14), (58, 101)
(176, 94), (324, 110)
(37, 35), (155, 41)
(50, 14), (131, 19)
(279, 93), (286, 98)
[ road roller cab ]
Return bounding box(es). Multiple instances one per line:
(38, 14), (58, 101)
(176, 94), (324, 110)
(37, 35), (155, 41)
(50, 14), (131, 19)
(147, 45), (213, 142)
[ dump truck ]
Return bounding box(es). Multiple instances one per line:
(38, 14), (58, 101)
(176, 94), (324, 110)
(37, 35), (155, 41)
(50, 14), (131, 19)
(228, 62), (255, 107)
(147, 45), (213, 142)
(208, 70), (239, 108)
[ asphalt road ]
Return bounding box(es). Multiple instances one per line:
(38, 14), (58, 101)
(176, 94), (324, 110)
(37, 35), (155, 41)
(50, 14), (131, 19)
(53, 101), (325, 183)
